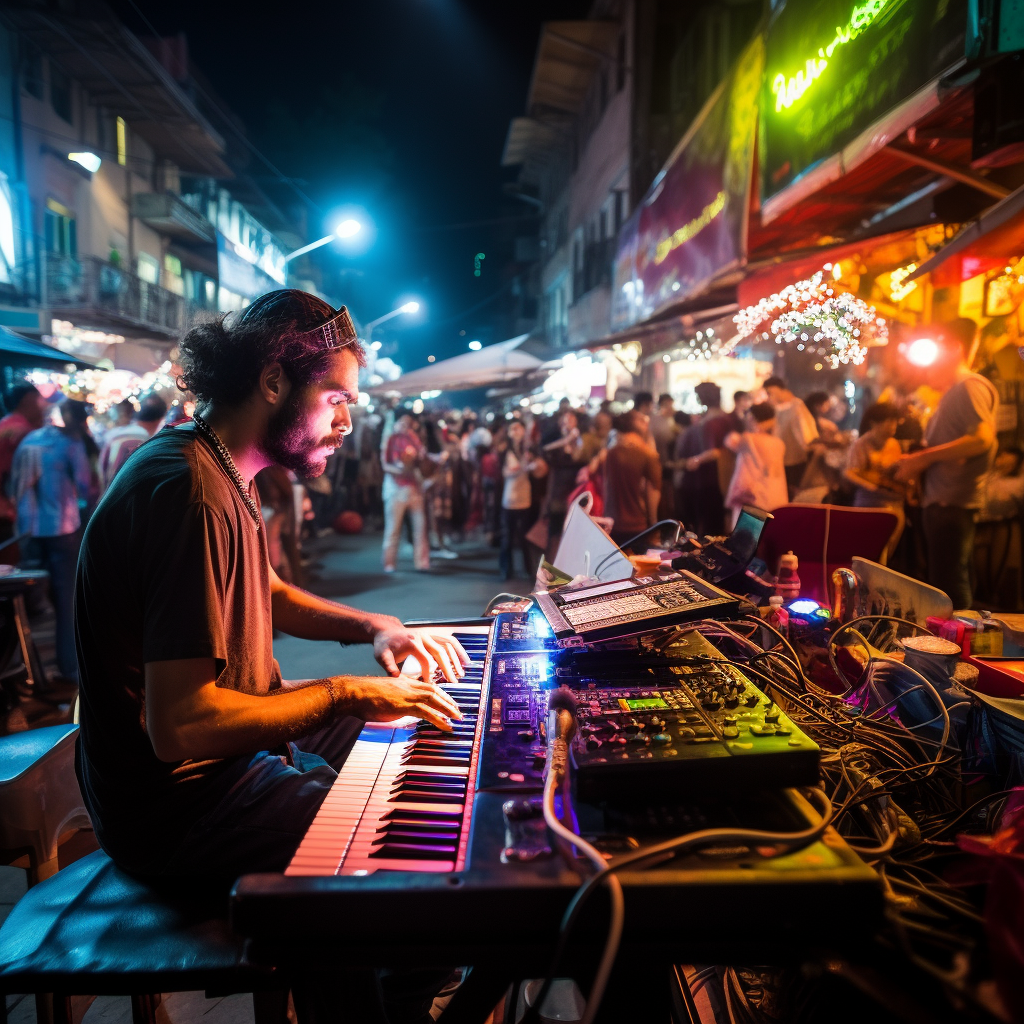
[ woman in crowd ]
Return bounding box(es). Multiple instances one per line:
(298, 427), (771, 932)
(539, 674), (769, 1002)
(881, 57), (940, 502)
(499, 419), (544, 579)
(723, 401), (788, 526)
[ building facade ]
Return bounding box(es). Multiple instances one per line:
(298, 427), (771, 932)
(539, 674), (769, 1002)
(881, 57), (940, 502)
(0, 4), (306, 373)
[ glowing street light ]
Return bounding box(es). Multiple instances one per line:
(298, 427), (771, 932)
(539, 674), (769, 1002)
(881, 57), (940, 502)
(68, 152), (101, 173)
(468, 340), (482, 351)
(284, 218), (364, 262)
(365, 301), (422, 343)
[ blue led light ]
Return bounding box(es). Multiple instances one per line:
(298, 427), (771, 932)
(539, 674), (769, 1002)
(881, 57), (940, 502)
(787, 599), (821, 616)
(530, 613), (553, 636)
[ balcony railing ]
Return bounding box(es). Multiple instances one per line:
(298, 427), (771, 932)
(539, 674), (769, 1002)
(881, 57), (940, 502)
(46, 254), (185, 338)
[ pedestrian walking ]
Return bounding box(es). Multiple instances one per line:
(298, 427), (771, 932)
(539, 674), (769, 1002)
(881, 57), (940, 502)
(381, 412), (430, 572)
(11, 398), (93, 687)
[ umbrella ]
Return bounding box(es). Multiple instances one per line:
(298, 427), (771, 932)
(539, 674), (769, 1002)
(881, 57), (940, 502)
(369, 335), (542, 396)
(0, 326), (101, 372)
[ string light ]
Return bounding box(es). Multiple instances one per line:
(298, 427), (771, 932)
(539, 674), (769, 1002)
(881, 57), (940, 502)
(734, 268), (887, 368)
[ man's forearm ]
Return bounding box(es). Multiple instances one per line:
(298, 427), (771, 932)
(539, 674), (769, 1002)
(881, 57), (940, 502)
(920, 433), (991, 466)
(271, 581), (399, 642)
(147, 669), (340, 762)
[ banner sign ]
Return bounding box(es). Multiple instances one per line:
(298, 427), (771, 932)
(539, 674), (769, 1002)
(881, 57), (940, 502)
(761, 0), (967, 202)
(613, 35), (763, 327)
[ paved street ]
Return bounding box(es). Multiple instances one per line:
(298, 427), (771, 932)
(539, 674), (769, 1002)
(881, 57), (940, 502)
(1, 527), (527, 1024)
(274, 528), (532, 681)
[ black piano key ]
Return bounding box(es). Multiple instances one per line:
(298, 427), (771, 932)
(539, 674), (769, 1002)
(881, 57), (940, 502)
(389, 789), (464, 803)
(369, 841), (457, 860)
(383, 807), (462, 821)
(392, 776), (466, 789)
(403, 755), (471, 767)
(391, 780), (467, 795)
(377, 828), (462, 842)
(395, 770), (467, 782)
(377, 818), (460, 832)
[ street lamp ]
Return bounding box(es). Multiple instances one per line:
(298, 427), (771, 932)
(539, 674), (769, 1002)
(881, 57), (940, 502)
(364, 301), (421, 344)
(284, 219), (363, 263)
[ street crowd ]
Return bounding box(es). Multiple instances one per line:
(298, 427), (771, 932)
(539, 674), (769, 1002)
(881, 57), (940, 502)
(359, 316), (1019, 615)
(0, 314), (1018, 698)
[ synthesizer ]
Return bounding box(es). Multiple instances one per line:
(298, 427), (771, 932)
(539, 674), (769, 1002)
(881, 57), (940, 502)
(235, 611), (881, 969)
(286, 613), (820, 878)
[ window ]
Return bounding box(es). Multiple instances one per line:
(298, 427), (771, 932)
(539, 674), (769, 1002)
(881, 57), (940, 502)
(136, 252), (160, 285)
(49, 64), (72, 123)
(44, 200), (76, 256)
(116, 117), (127, 167)
(164, 253), (182, 277)
(21, 42), (43, 99)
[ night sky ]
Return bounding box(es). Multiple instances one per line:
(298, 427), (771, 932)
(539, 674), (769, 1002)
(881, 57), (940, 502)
(109, 0), (590, 370)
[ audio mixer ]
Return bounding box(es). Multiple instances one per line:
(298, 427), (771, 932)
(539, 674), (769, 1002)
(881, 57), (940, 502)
(478, 612), (819, 795)
(535, 570), (739, 641)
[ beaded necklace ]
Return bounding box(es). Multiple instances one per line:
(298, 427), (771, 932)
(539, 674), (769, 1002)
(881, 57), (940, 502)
(192, 412), (262, 529)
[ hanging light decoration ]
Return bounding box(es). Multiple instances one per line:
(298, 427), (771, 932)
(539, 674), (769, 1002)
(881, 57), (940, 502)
(733, 267), (886, 368)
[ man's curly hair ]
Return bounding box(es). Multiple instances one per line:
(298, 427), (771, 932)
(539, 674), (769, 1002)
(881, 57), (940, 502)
(178, 289), (365, 406)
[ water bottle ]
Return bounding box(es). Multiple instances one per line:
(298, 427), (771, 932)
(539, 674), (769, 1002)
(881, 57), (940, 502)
(766, 595), (789, 636)
(775, 551), (801, 601)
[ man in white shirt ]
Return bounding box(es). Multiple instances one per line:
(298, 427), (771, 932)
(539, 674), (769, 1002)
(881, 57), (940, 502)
(99, 395), (167, 490)
(764, 376), (819, 496)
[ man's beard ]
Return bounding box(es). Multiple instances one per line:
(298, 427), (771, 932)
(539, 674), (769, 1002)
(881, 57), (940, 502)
(260, 391), (337, 477)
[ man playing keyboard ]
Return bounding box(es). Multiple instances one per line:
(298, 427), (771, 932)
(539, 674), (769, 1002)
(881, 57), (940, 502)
(74, 288), (469, 879)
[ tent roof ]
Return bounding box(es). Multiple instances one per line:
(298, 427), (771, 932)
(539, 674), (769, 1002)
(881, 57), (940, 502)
(0, 328), (100, 372)
(370, 336), (542, 396)
(906, 182), (1024, 282)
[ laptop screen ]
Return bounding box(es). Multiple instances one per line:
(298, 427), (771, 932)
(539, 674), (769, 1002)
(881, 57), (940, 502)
(723, 506), (770, 564)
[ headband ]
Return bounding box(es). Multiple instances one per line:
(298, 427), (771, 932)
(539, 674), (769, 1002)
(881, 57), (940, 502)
(293, 305), (358, 350)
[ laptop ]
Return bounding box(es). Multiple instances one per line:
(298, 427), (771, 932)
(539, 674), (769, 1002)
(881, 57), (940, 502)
(671, 506), (772, 583)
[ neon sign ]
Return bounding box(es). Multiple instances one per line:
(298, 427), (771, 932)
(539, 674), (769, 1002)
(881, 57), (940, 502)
(771, 0), (889, 112)
(654, 191), (726, 266)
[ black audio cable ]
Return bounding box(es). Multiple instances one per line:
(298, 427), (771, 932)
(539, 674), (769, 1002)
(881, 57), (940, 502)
(525, 787), (834, 1023)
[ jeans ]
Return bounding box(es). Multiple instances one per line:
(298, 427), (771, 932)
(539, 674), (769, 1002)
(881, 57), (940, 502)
(383, 479), (429, 570)
(922, 504), (976, 610)
(133, 716), (452, 1023)
(31, 531), (81, 683)
(499, 506), (534, 579)
(142, 716), (365, 878)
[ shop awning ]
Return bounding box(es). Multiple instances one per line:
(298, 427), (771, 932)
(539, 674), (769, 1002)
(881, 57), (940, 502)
(368, 336), (542, 396)
(0, 327), (100, 372)
(905, 182), (1024, 282)
(738, 229), (920, 308)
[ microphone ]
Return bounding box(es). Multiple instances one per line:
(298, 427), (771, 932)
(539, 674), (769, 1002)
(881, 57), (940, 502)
(545, 687), (578, 784)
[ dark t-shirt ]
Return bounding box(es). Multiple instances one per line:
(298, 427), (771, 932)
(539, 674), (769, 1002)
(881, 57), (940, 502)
(75, 425), (282, 869)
